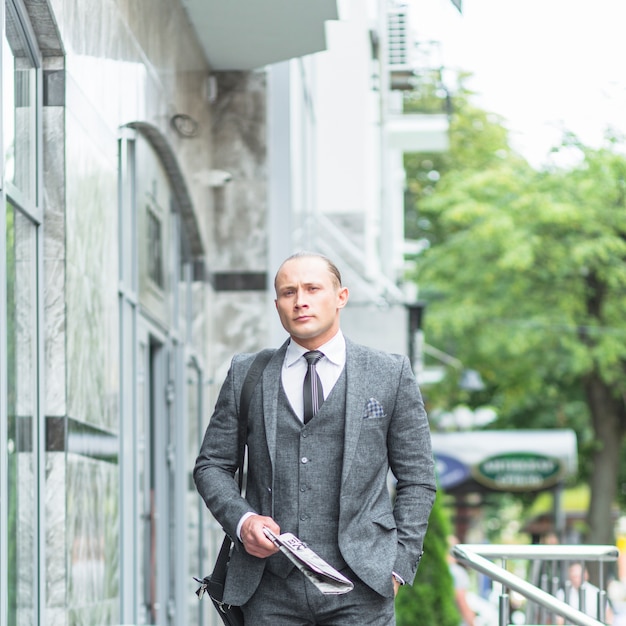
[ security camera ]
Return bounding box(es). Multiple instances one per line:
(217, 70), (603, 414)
(193, 169), (233, 187)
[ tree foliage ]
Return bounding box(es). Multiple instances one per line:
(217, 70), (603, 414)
(406, 81), (626, 544)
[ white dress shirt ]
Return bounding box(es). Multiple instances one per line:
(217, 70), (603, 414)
(236, 331), (346, 538)
(282, 330), (346, 421)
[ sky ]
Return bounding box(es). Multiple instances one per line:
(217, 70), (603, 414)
(411, 0), (626, 167)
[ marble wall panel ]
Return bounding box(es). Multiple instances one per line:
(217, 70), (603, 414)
(207, 71), (272, 370)
(47, 0), (217, 396)
(46, 608), (68, 626)
(171, 71), (214, 253)
(191, 280), (209, 360)
(212, 72), (268, 176)
(44, 259), (67, 417)
(211, 180), (268, 269)
(210, 291), (270, 384)
(210, 72), (268, 271)
(45, 453), (67, 621)
(53, 0), (215, 397)
(66, 454), (120, 626)
(44, 452), (120, 626)
(12, 211), (37, 419)
(43, 98), (67, 417)
(5, 1), (227, 625)
(42, 107), (66, 260)
(64, 105), (120, 432)
(14, 453), (35, 626)
(49, 0), (213, 255)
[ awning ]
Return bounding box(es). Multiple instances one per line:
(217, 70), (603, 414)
(181, 0), (339, 71)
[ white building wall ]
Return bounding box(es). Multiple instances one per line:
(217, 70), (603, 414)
(268, 0), (426, 354)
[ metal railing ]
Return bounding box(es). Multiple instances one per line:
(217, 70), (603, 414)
(452, 544), (619, 626)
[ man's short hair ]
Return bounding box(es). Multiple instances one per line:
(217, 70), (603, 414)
(275, 251), (343, 289)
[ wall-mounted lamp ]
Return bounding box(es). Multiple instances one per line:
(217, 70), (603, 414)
(405, 300), (485, 391)
(170, 113), (199, 138)
(458, 368), (486, 392)
(192, 168), (234, 187)
(422, 343), (485, 392)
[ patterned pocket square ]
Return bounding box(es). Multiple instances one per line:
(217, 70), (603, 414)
(363, 398), (385, 419)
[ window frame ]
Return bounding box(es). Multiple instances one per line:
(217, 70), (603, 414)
(0, 1), (44, 624)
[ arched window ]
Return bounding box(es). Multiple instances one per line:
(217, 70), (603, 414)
(118, 125), (208, 625)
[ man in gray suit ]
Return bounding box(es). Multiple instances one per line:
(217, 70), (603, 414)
(194, 252), (436, 625)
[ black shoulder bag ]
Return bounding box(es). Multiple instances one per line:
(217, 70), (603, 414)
(194, 349), (274, 626)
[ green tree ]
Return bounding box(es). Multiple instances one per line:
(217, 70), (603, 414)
(408, 121), (626, 544)
(396, 492), (460, 626)
(404, 73), (520, 240)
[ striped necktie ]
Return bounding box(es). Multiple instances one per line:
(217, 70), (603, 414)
(303, 351), (324, 424)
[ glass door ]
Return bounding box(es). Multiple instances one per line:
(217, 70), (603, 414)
(136, 322), (171, 625)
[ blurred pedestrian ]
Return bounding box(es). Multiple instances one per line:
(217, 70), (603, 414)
(555, 562), (614, 625)
(448, 535), (476, 626)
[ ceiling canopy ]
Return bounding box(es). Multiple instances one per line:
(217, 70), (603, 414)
(181, 0), (339, 71)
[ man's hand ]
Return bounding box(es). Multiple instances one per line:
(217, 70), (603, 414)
(240, 515), (280, 558)
(393, 576), (401, 597)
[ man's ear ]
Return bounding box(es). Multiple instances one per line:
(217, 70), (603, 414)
(337, 287), (349, 309)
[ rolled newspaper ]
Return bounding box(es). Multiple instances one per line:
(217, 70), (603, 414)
(263, 528), (354, 595)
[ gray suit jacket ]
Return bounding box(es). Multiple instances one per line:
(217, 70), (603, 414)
(193, 337), (436, 606)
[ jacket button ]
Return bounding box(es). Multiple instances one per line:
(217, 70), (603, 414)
(301, 457), (309, 464)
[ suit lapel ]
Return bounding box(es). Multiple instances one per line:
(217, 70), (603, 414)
(262, 340), (289, 465)
(342, 340), (369, 486)
(262, 338), (371, 486)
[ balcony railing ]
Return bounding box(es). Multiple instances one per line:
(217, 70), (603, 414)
(452, 543), (619, 626)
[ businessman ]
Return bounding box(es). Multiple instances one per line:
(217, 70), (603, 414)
(194, 251), (436, 625)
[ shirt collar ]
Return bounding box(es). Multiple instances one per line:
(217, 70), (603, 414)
(285, 330), (346, 368)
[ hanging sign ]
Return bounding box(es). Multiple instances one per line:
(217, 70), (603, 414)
(473, 452), (563, 491)
(435, 453), (471, 489)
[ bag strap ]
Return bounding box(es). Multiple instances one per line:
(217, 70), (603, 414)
(236, 348), (274, 491)
(200, 349), (275, 603)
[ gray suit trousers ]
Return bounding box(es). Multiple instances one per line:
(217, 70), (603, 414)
(242, 565), (396, 626)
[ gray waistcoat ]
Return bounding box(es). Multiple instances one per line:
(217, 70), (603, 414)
(266, 368), (347, 578)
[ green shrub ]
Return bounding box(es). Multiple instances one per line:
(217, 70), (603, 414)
(396, 491), (461, 626)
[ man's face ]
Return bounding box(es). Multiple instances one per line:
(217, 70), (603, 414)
(274, 256), (349, 350)
(569, 565), (584, 589)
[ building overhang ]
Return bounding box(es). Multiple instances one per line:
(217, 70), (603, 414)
(181, 0), (339, 71)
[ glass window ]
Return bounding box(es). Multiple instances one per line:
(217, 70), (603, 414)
(6, 202), (38, 626)
(3, 1), (37, 203)
(136, 136), (171, 325)
(3, 2), (41, 623)
(146, 206), (164, 289)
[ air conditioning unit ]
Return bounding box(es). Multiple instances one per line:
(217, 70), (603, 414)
(387, 7), (409, 68)
(387, 5), (415, 90)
